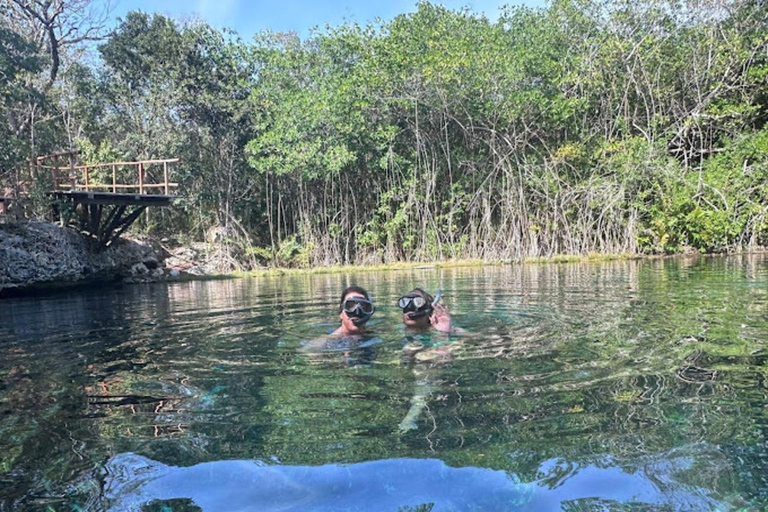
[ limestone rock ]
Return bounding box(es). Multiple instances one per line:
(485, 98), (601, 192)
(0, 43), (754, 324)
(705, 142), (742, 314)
(0, 222), (165, 295)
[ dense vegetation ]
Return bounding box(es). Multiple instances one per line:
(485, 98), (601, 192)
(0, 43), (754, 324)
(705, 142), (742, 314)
(2, 0), (767, 268)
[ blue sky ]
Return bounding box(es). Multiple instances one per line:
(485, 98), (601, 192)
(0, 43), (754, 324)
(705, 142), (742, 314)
(108, 0), (546, 39)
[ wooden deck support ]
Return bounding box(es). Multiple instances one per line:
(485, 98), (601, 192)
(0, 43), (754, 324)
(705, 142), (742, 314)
(51, 191), (177, 249)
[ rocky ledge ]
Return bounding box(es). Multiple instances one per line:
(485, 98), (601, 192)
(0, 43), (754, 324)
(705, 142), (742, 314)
(0, 222), (166, 297)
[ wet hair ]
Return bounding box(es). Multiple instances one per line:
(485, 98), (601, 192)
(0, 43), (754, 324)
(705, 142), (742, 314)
(339, 285), (371, 310)
(406, 288), (434, 305)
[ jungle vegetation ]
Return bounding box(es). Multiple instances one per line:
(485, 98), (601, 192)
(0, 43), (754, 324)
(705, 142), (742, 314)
(1, 0), (767, 268)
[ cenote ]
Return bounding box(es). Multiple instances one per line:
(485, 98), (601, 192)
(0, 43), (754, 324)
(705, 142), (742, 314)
(1, 255), (767, 511)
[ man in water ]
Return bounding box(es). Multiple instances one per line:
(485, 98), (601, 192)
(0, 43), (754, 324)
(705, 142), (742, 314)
(333, 285), (375, 337)
(302, 286), (379, 365)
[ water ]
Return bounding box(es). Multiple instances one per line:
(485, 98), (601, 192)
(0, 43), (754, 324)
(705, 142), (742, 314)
(1, 255), (767, 511)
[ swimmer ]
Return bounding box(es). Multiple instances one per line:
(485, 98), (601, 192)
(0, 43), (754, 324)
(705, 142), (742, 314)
(397, 288), (461, 432)
(302, 285), (376, 355)
(333, 285), (375, 337)
(398, 288), (451, 333)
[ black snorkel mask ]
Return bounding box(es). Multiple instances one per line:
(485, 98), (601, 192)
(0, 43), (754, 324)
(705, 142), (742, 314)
(341, 296), (375, 326)
(398, 289), (442, 320)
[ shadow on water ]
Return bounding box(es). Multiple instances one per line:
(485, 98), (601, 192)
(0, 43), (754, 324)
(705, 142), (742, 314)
(1, 255), (768, 511)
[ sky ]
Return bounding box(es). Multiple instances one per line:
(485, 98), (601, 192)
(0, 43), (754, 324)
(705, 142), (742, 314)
(107, 0), (546, 39)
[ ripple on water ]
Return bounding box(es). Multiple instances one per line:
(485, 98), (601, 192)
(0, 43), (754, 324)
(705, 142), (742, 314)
(1, 255), (767, 510)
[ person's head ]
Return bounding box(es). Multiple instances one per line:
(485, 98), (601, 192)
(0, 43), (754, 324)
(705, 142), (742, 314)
(398, 288), (434, 329)
(339, 286), (374, 334)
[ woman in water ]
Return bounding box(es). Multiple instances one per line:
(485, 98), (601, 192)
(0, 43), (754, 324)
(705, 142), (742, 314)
(397, 288), (463, 431)
(398, 288), (451, 333)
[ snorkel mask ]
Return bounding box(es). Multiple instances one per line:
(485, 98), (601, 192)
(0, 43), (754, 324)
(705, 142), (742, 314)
(398, 289), (442, 320)
(341, 296), (375, 326)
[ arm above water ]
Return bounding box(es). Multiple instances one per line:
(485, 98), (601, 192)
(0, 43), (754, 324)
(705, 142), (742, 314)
(430, 304), (452, 333)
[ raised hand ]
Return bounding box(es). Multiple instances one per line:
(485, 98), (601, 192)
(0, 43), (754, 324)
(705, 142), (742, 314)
(430, 304), (451, 333)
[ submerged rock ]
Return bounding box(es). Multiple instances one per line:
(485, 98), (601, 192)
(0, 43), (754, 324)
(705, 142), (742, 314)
(0, 222), (166, 296)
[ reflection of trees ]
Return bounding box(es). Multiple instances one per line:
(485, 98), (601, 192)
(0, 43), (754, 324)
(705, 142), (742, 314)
(0, 286), (162, 510)
(2, 256), (768, 509)
(253, 256), (768, 506)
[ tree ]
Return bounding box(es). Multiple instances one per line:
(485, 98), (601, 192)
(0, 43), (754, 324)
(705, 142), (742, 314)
(0, 26), (41, 171)
(6, 0), (111, 86)
(97, 13), (263, 264)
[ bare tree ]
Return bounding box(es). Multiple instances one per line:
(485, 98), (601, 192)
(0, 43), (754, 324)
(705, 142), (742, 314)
(5, 0), (112, 86)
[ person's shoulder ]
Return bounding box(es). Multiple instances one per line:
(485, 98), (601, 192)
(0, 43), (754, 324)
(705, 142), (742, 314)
(301, 328), (343, 351)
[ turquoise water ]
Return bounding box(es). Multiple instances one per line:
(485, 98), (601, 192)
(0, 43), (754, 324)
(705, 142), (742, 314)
(1, 255), (767, 511)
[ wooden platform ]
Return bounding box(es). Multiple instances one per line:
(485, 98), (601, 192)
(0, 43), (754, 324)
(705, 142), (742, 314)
(50, 191), (178, 206)
(9, 154), (181, 248)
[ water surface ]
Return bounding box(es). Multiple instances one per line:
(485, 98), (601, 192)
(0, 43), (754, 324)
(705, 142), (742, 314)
(1, 255), (767, 511)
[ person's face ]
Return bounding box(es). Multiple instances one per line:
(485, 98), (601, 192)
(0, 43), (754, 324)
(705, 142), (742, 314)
(340, 292), (368, 333)
(402, 293), (431, 329)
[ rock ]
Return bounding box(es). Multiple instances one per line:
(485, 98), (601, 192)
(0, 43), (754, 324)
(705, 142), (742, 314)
(184, 265), (206, 276)
(143, 259), (159, 270)
(0, 222), (167, 296)
(124, 261), (166, 283)
(163, 244), (226, 277)
(164, 246), (200, 274)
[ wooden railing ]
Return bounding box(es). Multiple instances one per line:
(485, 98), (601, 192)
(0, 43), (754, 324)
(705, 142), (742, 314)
(1, 153), (180, 218)
(36, 158), (180, 195)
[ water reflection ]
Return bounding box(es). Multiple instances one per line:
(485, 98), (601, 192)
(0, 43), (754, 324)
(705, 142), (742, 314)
(1, 255), (767, 510)
(103, 450), (727, 511)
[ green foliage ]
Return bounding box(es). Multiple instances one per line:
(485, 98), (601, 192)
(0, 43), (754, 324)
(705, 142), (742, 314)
(3, 1), (768, 265)
(275, 235), (314, 268)
(245, 245), (274, 263)
(0, 27), (41, 170)
(0, 27), (40, 98)
(141, 499), (202, 512)
(641, 128), (768, 253)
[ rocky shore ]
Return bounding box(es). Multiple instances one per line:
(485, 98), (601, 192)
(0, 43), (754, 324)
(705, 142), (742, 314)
(0, 222), (168, 297)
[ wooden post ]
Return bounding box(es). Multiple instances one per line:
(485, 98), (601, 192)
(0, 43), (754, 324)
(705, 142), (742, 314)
(138, 162), (144, 194)
(84, 165), (90, 191)
(69, 154), (76, 190)
(13, 165), (20, 221)
(52, 164), (59, 191)
(112, 165), (116, 193)
(163, 161), (169, 195)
